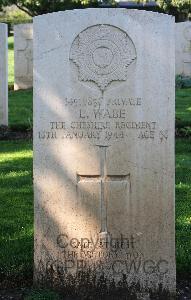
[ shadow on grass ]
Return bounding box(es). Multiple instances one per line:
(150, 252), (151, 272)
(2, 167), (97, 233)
(8, 38), (14, 51)
(0, 235), (33, 288)
(176, 88), (191, 127)
(9, 89), (33, 131)
(24, 289), (60, 300)
(0, 141), (33, 288)
(175, 138), (191, 275)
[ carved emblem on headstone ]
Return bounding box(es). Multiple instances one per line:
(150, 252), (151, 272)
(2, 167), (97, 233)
(70, 24), (137, 91)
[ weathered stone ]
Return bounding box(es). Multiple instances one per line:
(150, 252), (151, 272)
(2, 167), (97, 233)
(14, 23), (33, 90)
(0, 23), (8, 126)
(176, 21), (191, 76)
(33, 9), (176, 298)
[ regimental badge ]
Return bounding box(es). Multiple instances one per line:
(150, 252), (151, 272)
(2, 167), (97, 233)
(70, 24), (137, 91)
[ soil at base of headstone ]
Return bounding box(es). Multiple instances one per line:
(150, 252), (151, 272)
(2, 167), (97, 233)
(0, 127), (32, 140)
(0, 277), (191, 300)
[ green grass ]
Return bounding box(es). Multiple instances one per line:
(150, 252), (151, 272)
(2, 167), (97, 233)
(176, 88), (191, 128)
(9, 89), (33, 130)
(8, 36), (14, 87)
(0, 141), (33, 287)
(24, 289), (60, 300)
(176, 138), (191, 274)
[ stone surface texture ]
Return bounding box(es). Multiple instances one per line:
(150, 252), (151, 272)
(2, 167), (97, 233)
(33, 9), (175, 298)
(14, 23), (33, 90)
(176, 21), (191, 76)
(0, 23), (8, 126)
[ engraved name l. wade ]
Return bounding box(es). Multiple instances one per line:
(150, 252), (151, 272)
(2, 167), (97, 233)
(70, 24), (137, 91)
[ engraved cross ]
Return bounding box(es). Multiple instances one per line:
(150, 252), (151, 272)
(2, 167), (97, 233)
(77, 145), (129, 234)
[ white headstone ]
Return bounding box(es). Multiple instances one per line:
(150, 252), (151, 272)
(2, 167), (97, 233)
(34, 9), (175, 298)
(14, 23), (33, 90)
(176, 21), (191, 76)
(0, 23), (8, 126)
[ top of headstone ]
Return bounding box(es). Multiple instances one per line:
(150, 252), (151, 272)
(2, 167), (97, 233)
(14, 23), (33, 40)
(33, 8), (174, 22)
(0, 23), (8, 28)
(176, 21), (191, 25)
(14, 23), (33, 28)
